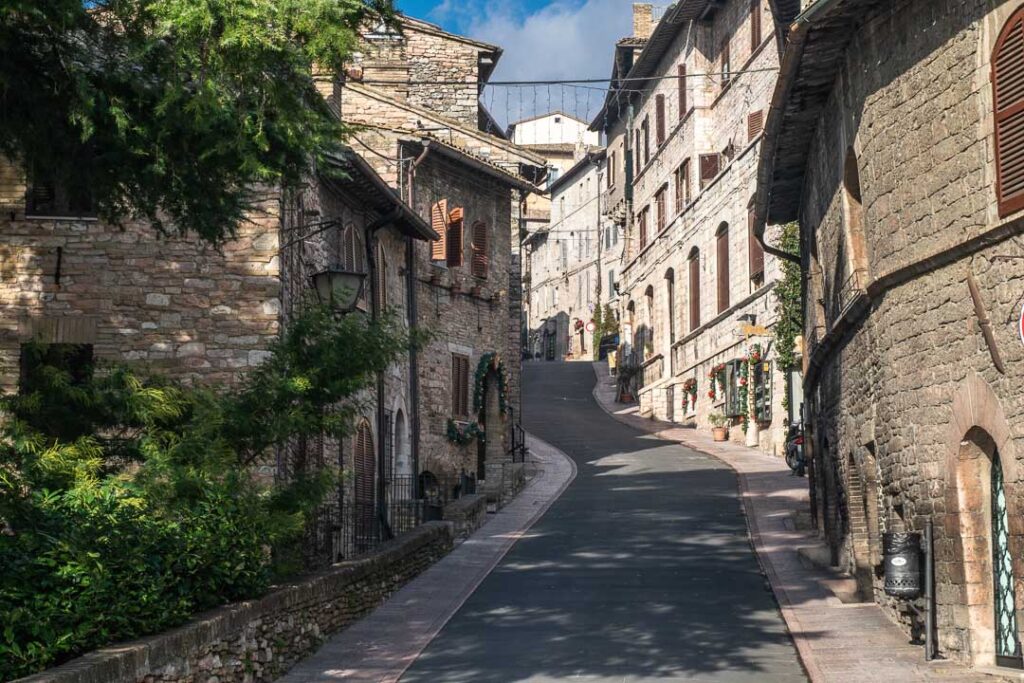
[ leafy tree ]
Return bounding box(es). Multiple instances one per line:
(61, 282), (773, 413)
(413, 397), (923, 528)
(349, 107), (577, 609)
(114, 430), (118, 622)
(771, 223), (802, 410)
(0, 0), (394, 243)
(0, 303), (417, 678)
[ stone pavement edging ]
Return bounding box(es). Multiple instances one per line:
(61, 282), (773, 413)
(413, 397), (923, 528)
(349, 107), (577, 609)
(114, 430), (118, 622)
(276, 431), (577, 683)
(589, 361), (1001, 683)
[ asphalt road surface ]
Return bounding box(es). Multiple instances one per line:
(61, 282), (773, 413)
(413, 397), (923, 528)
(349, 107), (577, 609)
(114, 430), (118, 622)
(401, 361), (806, 682)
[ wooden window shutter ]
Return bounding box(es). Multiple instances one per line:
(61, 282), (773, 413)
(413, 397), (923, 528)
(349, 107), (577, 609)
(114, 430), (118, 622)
(682, 159), (691, 205)
(355, 421), (375, 507)
(376, 243), (388, 311)
(656, 187), (666, 232)
(994, 8), (1024, 217)
(430, 200), (448, 261)
(750, 0), (762, 53)
(688, 252), (701, 330)
(747, 110), (764, 143)
(447, 207), (464, 266)
(678, 64), (687, 119)
(451, 354), (469, 417)
(471, 221), (488, 278)
(717, 226), (730, 312)
(675, 165), (684, 212)
(655, 94), (666, 146)
(642, 117), (650, 164)
(639, 209), (648, 249)
(699, 154), (721, 188)
(748, 208), (764, 279)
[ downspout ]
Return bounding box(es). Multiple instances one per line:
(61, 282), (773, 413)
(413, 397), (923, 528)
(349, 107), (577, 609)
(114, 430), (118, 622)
(366, 207), (401, 541)
(407, 144), (432, 498)
(751, 0), (844, 265)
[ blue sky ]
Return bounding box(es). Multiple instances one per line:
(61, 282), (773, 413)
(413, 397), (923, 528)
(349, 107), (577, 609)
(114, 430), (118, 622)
(393, 1), (635, 125)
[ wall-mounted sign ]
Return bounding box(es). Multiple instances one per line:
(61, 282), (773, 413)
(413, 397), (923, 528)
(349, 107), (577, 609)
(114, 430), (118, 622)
(586, 321), (596, 332)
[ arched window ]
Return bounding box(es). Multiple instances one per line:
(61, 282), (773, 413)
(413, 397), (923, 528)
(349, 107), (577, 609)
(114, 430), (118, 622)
(644, 285), (655, 354)
(842, 147), (870, 286)
(716, 222), (730, 313)
(665, 268), (676, 345)
(354, 419), (376, 546)
(471, 221), (488, 278)
(994, 8), (1024, 217)
(688, 247), (701, 331)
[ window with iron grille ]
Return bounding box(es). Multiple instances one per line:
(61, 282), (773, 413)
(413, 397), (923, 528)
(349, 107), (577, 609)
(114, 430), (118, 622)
(25, 172), (96, 219)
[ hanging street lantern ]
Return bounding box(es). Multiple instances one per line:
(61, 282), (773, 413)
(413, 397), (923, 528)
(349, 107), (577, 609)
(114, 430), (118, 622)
(310, 267), (366, 313)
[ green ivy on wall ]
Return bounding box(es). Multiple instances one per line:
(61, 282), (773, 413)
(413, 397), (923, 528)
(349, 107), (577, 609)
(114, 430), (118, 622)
(472, 352), (510, 415)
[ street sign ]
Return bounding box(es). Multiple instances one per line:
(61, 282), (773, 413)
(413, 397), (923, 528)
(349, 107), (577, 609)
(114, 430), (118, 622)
(586, 321), (596, 332)
(742, 324), (770, 337)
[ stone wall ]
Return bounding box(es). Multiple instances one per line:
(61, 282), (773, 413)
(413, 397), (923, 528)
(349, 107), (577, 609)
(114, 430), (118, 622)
(12, 523), (453, 683)
(798, 0), (1024, 665)
(0, 160), (281, 393)
(408, 152), (517, 485)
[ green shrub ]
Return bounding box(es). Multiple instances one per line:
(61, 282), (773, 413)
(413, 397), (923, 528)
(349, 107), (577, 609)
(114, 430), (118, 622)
(0, 304), (413, 679)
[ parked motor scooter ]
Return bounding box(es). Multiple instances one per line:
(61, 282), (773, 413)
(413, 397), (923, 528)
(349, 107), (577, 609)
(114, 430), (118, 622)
(785, 423), (805, 476)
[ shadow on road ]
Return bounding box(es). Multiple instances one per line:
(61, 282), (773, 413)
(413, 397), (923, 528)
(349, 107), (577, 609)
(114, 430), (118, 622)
(402, 362), (810, 682)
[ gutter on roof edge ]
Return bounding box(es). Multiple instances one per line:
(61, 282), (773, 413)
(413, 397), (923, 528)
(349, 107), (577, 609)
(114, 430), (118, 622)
(751, 0), (846, 265)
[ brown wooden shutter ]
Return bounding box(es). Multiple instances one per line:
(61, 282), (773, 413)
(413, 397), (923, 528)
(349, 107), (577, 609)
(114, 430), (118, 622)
(447, 207), (464, 266)
(717, 226), (730, 313)
(675, 165), (684, 212)
(688, 252), (701, 330)
(994, 8), (1024, 217)
(700, 154), (721, 188)
(655, 94), (666, 146)
(678, 64), (687, 119)
(642, 117), (650, 164)
(451, 354), (469, 417)
(471, 221), (488, 278)
(747, 110), (764, 142)
(376, 243), (388, 311)
(656, 187), (666, 232)
(639, 209), (648, 249)
(430, 200), (448, 261)
(682, 159), (691, 205)
(635, 130), (642, 171)
(355, 421), (375, 507)
(748, 208), (764, 279)
(750, 0), (762, 53)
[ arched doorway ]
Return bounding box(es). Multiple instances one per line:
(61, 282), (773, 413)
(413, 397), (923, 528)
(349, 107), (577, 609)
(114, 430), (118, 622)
(476, 367), (505, 492)
(954, 429), (1022, 668)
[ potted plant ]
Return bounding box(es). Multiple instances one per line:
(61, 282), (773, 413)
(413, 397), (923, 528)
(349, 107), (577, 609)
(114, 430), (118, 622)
(709, 413), (729, 442)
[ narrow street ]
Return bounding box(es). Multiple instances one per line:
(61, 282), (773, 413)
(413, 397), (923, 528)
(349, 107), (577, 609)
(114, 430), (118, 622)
(402, 362), (805, 682)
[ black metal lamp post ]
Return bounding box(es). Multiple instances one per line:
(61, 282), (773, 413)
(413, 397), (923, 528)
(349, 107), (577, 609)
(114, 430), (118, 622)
(310, 267), (367, 313)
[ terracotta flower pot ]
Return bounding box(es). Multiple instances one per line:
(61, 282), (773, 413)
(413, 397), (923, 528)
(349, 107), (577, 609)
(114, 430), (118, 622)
(712, 427), (728, 442)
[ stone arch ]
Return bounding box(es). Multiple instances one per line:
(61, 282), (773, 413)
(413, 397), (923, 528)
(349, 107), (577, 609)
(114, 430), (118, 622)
(945, 374), (1023, 667)
(842, 147), (871, 288)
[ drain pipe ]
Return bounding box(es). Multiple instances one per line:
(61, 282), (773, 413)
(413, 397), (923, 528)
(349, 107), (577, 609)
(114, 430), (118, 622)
(924, 518), (936, 661)
(407, 143), (432, 498)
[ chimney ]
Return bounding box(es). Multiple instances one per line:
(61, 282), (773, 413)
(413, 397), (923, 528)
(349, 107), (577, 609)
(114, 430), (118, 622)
(633, 3), (654, 40)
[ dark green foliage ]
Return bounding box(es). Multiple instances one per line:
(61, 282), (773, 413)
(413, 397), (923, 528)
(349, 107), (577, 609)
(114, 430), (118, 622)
(0, 304), (414, 678)
(591, 302), (620, 360)
(771, 223), (802, 409)
(0, 0), (395, 243)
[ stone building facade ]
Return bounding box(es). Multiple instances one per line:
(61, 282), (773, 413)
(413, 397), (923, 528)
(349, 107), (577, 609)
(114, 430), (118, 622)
(598, 0), (792, 451)
(525, 150), (616, 361)
(0, 146), (436, 566)
(337, 16), (547, 495)
(757, 0), (1024, 669)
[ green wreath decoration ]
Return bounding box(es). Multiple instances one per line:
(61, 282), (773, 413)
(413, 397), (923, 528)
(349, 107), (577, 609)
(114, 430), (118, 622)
(446, 419), (485, 445)
(472, 352), (511, 415)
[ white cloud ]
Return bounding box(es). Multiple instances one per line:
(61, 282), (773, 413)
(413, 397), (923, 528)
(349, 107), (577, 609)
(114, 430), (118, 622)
(465, 0), (634, 126)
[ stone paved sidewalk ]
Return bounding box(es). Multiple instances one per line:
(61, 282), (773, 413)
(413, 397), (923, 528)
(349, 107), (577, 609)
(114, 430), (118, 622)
(590, 362), (1002, 683)
(277, 433), (576, 683)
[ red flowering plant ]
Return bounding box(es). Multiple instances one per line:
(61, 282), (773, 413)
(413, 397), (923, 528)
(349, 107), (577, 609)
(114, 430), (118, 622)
(707, 363), (726, 400)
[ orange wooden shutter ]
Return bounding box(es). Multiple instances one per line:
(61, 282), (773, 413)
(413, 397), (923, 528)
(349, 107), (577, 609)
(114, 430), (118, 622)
(994, 8), (1024, 217)
(748, 209), (764, 279)
(750, 0), (762, 53)
(747, 110), (764, 142)
(431, 200), (448, 261)
(471, 222), (488, 278)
